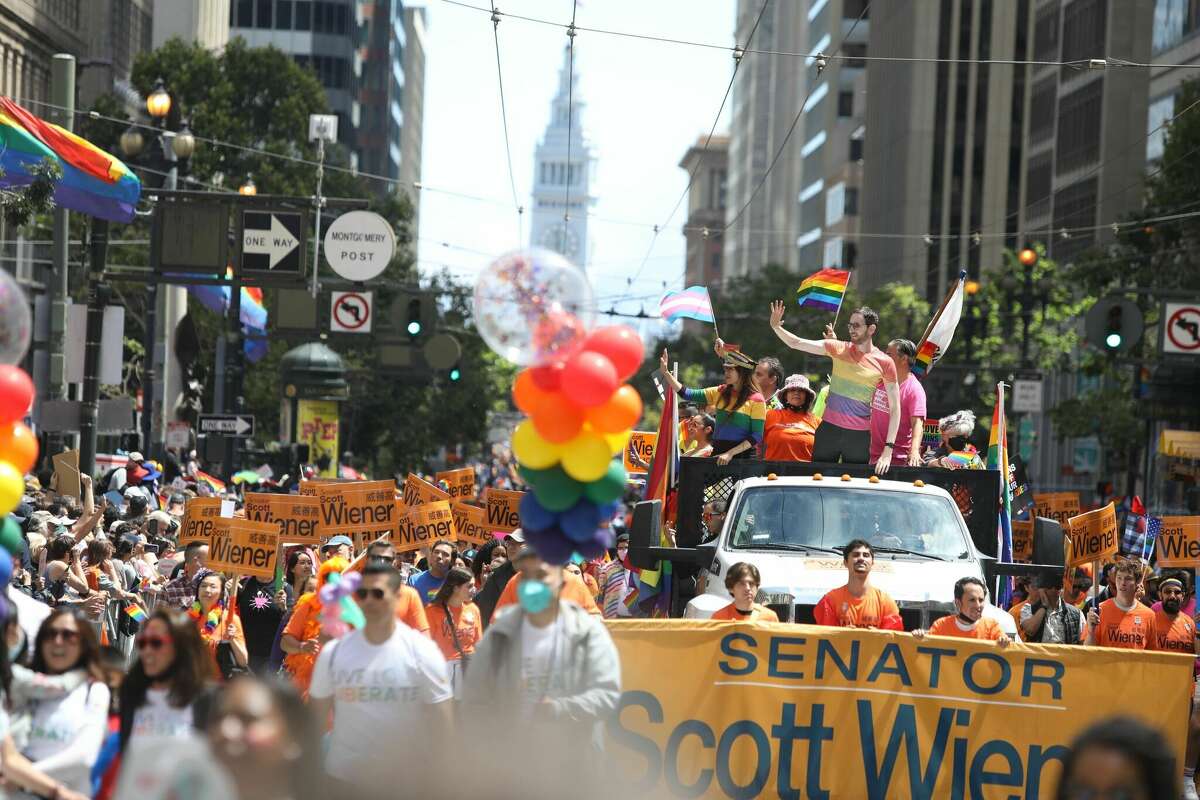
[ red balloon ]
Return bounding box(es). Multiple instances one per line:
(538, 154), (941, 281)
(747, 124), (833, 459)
(0, 366), (33, 424)
(561, 351), (618, 408)
(583, 326), (644, 380)
(0, 422), (37, 473)
(531, 360), (566, 392)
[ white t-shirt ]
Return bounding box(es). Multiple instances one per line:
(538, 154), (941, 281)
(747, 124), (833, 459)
(129, 688), (195, 743)
(23, 681), (111, 793)
(519, 616), (564, 716)
(310, 624), (452, 783)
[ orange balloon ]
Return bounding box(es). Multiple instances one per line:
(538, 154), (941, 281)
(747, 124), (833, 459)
(0, 422), (38, 474)
(512, 369), (553, 414)
(585, 384), (643, 433)
(531, 393), (585, 443)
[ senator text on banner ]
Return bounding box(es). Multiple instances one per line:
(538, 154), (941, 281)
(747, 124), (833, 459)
(180, 498), (222, 544)
(604, 620), (1192, 799)
(394, 500), (455, 553)
(317, 480), (397, 551)
(403, 473), (451, 507)
(1066, 502), (1118, 567)
(452, 501), (490, 548)
(485, 488), (522, 533)
(1155, 516), (1200, 567)
(624, 431), (658, 475)
(244, 492), (321, 546)
(436, 467), (477, 501)
(209, 519), (280, 579)
(1033, 492), (1081, 526)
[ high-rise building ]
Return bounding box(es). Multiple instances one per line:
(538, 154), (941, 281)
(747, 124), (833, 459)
(78, 0), (156, 109)
(1148, 0), (1200, 165)
(678, 135), (728, 288)
(359, 0), (403, 189)
(0, 1), (86, 108)
(723, 0), (808, 280)
(529, 45), (593, 267)
(153, 0), (230, 50)
(399, 6), (426, 227)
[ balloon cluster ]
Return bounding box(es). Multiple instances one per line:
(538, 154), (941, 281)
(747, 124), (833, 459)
(511, 325), (644, 565)
(318, 562), (366, 638)
(0, 270), (35, 524)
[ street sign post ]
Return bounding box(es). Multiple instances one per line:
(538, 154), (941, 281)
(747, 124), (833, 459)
(242, 211), (304, 275)
(198, 414), (256, 437)
(1012, 378), (1044, 413)
(330, 291), (373, 333)
(1162, 302), (1200, 356)
(323, 210), (396, 282)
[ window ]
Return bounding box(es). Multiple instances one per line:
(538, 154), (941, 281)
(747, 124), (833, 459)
(277, 0), (293, 28)
(336, 3), (349, 35)
(1029, 77), (1057, 145)
(842, 43), (867, 68)
(295, 0), (311, 29)
(843, 0), (869, 20)
(256, 0), (272, 27)
(236, 0), (253, 26)
(1056, 80), (1103, 173)
(1061, 0), (1106, 78)
(824, 237), (843, 267)
(1154, 0), (1200, 53)
(1025, 154), (1052, 219)
(1147, 93), (1176, 161)
(825, 182), (845, 226)
(849, 137), (863, 162)
(837, 90), (854, 117)
(1034, 4), (1059, 62)
(844, 187), (858, 216)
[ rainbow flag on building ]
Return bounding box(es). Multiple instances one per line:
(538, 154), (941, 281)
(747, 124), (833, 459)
(987, 382), (1014, 607)
(659, 286), (716, 325)
(0, 97), (141, 222)
(913, 271), (965, 377)
(796, 268), (850, 312)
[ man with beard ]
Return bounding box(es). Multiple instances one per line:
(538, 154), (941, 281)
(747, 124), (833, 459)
(813, 539), (904, 630)
(1153, 573), (1196, 653)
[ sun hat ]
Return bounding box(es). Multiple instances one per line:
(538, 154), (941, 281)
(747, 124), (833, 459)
(774, 374), (816, 404)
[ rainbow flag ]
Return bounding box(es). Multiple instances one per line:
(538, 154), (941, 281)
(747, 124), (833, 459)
(796, 268), (850, 312)
(913, 271), (965, 377)
(124, 604), (148, 622)
(195, 470), (226, 495)
(659, 286), (715, 325)
(986, 382), (1013, 606)
(0, 97), (141, 223)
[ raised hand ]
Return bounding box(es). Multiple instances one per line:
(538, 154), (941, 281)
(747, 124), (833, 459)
(769, 300), (786, 329)
(823, 323), (836, 340)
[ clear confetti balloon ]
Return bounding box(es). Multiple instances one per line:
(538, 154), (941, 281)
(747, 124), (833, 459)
(0, 269), (31, 365)
(473, 248), (595, 366)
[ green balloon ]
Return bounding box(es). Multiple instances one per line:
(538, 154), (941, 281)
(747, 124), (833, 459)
(584, 460), (627, 505)
(528, 466), (583, 512)
(0, 517), (22, 557)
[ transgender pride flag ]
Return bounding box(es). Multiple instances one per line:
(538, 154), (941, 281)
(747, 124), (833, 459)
(659, 286), (716, 325)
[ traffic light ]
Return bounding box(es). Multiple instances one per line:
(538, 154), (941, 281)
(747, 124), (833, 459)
(448, 362), (462, 382)
(1104, 304), (1123, 351)
(405, 298), (422, 339)
(1084, 297), (1143, 356)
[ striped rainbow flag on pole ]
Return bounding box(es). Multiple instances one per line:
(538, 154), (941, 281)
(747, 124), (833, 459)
(659, 286), (715, 324)
(987, 382), (1014, 607)
(796, 268), (850, 311)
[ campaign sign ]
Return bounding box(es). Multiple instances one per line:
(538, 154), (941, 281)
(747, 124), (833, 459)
(394, 501), (455, 553)
(317, 480), (397, 552)
(209, 519), (279, 579)
(180, 498), (222, 544)
(1033, 492), (1081, 526)
(1154, 516), (1200, 567)
(436, 467), (477, 501)
(452, 501), (490, 548)
(485, 488), (523, 533)
(244, 492), (321, 546)
(1011, 519), (1033, 563)
(403, 473), (451, 507)
(1065, 502), (1118, 568)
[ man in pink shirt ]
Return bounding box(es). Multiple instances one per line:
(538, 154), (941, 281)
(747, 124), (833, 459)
(869, 339), (927, 466)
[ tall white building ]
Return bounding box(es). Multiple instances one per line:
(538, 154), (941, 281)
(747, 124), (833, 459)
(529, 45), (593, 267)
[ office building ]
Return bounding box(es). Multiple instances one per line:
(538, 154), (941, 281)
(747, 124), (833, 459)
(0, 1), (86, 108)
(399, 6), (426, 227)
(1146, 0), (1200, 165)
(678, 135), (728, 288)
(78, 0), (156, 108)
(723, 0), (808, 280)
(529, 45), (593, 267)
(153, 0), (231, 50)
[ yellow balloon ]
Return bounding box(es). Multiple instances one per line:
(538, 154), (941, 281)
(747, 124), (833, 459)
(604, 429), (631, 456)
(562, 431), (613, 482)
(0, 461), (22, 516)
(512, 420), (561, 470)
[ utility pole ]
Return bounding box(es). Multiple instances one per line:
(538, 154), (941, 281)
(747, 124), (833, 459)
(79, 221), (110, 477)
(47, 54), (75, 454)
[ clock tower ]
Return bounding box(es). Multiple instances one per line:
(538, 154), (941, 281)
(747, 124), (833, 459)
(529, 44), (594, 267)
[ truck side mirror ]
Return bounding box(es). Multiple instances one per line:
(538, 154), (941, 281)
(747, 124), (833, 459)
(1032, 517), (1065, 567)
(629, 500), (662, 571)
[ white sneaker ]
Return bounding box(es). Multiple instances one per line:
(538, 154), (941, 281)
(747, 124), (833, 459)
(1183, 776), (1199, 800)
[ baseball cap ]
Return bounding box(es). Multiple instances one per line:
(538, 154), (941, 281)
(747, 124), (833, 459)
(506, 528), (525, 544)
(322, 534), (354, 551)
(127, 452), (145, 463)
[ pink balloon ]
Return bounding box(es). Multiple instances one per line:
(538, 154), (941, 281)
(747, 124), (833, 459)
(562, 351), (618, 408)
(0, 366), (33, 424)
(583, 326), (645, 381)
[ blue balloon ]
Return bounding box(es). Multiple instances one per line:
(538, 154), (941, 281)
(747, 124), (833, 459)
(575, 526), (611, 560)
(519, 491), (558, 532)
(0, 548), (13, 587)
(560, 499), (602, 544)
(524, 526), (575, 566)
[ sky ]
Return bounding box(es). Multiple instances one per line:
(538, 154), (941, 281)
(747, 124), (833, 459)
(415, 0), (737, 330)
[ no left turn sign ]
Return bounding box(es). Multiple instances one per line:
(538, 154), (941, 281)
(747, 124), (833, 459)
(1164, 302), (1200, 355)
(331, 291), (373, 334)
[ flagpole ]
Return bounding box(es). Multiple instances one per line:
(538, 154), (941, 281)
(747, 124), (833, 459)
(917, 269), (965, 350)
(707, 288), (721, 342)
(830, 268), (853, 330)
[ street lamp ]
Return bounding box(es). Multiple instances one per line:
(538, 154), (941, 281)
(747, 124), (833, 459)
(1018, 247), (1037, 268)
(146, 77), (171, 121)
(171, 119), (196, 160)
(239, 178), (257, 196)
(119, 126), (144, 159)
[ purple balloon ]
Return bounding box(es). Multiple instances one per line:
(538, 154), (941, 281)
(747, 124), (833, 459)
(524, 526), (575, 566)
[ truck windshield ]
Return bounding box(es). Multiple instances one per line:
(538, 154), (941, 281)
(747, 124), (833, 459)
(727, 486), (971, 561)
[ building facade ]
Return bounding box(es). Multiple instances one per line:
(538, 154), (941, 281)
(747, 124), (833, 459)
(78, 0), (155, 109)
(153, 0), (230, 50)
(678, 135), (728, 289)
(528, 45), (593, 267)
(399, 5), (425, 226)
(723, 0), (808, 279)
(1149, 0), (1200, 167)
(0, 1), (86, 110)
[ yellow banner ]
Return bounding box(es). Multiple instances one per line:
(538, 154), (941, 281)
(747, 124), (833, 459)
(297, 399), (339, 479)
(1155, 516), (1200, 567)
(606, 620), (1191, 799)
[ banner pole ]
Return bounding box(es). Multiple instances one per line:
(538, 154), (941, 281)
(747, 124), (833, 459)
(831, 269), (853, 331)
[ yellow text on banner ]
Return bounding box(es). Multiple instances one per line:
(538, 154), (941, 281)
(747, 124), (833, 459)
(485, 488), (523, 533)
(623, 431), (658, 475)
(180, 498), (222, 544)
(1033, 492), (1081, 526)
(317, 480), (397, 552)
(394, 500), (455, 553)
(209, 519), (280, 579)
(1155, 516), (1200, 567)
(436, 467), (477, 501)
(452, 501), (490, 548)
(1011, 519), (1033, 563)
(1066, 502), (1118, 567)
(297, 399), (339, 479)
(244, 492), (321, 546)
(403, 473), (451, 507)
(604, 620), (1192, 799)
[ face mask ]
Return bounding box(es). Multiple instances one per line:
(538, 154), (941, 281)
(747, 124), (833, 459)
(518, 579), (554, 614)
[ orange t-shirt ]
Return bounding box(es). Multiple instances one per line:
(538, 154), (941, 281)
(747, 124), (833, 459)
(282, 598), (321, 697)
(813, 585), (903, 630)
(491, 573), (601, 622)
(394, 584), (430, 635)
(927, 615), (1005, 641)
(763, 409), (818, 461)
(1154, 609), (1195, 654)
(199, 612), (246, 682)
(1094, 599), (1158, 650)
(428, 602), (483, 662)
(711, 602), (779, 622)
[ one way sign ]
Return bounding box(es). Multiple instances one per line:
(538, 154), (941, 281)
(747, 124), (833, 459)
(242, 211), (304, 274)
(198, 414), (255, 437)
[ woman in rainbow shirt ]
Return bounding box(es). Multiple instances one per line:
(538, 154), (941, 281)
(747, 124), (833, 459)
(659, 348), (766, 465)
(924, 410), (985, 469)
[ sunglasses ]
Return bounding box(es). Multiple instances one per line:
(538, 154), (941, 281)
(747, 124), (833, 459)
(354, 587), (387, 601)
(45, 628), (80, 644)
(136, 635), (172, 651)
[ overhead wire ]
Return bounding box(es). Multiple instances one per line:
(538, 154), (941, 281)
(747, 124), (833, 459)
(561, 0), (580, 250)
(487, 0), (525, 244)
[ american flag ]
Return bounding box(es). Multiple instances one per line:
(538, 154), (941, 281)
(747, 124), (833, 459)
(1121, 513), (1160, 563)
(1142, 516), (1162, 563)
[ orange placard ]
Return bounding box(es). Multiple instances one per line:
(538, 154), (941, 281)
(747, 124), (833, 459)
(623, 431), (658, 475)
(180, 498), (222, 544)
(1033, 492), (1081, 526)
(1065, 502), (1118, 568)
(485, 488), (523, 533)
(452, 501), (491, 548)
(208, 519), (280, 579)
(1154, 516), (1200, 567)
(317, 479), (398, 552)
(1011, 519), (1033, 563)
(436, 467), (477, 501)
(244, 492), (321, 546)
(394, 500), (455, 553)
(403, 473), (451, 507)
